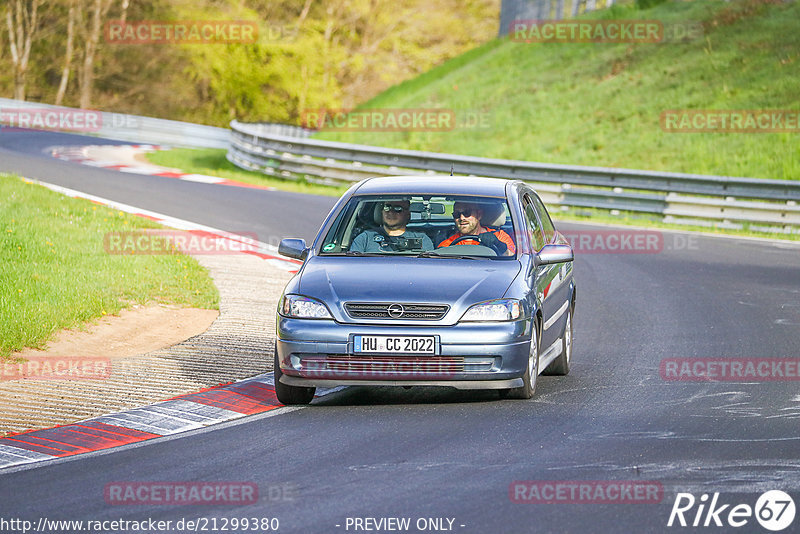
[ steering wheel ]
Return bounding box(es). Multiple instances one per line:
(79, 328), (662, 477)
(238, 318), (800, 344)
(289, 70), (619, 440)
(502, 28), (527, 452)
(448, 234), (481, 246)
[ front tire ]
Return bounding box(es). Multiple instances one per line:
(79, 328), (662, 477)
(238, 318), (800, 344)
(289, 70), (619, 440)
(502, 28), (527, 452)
(503, 325), (539, 400)
(543, 306), (572, 376)
(274, 346), (315, 405)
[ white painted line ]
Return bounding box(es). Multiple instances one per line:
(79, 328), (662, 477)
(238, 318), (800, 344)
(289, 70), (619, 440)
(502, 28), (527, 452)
(81, 160), (121, 167)
(0, 444), (55, 467)
(90, 407), (207, 434)
(118, 166), (172, 175)
(180, 174), (227, 184)
(138, 400), (242, 424)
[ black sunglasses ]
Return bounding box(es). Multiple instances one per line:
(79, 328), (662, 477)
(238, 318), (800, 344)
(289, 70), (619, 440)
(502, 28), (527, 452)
(452, 209), (475, 219)
(382, 205), (406, 212)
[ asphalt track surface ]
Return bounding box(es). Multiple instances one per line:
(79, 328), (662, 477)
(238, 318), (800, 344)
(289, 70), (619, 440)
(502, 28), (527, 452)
(2, 130), (800, 533)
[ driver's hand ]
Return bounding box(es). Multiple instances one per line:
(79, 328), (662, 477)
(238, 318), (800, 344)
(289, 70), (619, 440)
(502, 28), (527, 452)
(478, 231), (507, 254)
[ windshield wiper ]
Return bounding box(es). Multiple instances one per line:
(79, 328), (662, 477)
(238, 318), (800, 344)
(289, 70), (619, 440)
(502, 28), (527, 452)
(342, 251), (387, 256)
(416, 251), (479, 259)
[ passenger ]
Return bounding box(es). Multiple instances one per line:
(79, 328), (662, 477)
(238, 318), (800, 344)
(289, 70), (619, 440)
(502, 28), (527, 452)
(350, 199), (434, 252)
(438, 201), (515, 256)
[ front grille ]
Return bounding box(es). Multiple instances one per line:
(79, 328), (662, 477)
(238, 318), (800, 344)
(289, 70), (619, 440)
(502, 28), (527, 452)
(344, 302), (449, 320)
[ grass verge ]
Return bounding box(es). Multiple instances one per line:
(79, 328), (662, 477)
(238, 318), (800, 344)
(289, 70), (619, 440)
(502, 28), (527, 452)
(0, 174), (219, 359)
(145, 147), (348, 197)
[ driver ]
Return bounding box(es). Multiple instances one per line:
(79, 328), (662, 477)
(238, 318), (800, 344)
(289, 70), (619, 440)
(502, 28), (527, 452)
(438, 201), (515, 256)
(350, 199), (434, 252)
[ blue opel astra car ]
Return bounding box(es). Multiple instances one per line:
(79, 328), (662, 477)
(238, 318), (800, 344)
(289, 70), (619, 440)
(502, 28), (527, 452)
(275, 176), (575, 404)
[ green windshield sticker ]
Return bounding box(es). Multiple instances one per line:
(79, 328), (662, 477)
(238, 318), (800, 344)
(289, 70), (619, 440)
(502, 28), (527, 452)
(323, 243), (336, 251)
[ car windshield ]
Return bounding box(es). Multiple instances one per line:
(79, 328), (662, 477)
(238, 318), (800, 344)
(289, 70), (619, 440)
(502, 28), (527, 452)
(319, 194), (517, 259)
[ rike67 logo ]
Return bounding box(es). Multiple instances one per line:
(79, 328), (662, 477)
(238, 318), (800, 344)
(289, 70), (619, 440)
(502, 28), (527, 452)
(668, 491), (795, 531)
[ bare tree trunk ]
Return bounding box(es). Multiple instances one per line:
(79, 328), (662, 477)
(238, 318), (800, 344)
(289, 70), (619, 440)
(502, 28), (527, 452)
(586, 0), (596, 12)
(321, 3), (337, 99)
(557, 0), (565, 19)
(5, 0), (41, 101)
(55, 0), (76, 105)
(296, 0), (312, 28)
(606, 0), (614, 7)
(120, 0), (129, 24)
(79, 0), (111, 109)
(571, 0), (581, 17)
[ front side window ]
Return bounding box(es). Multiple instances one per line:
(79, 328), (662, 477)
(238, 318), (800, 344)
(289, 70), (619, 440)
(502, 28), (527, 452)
(319, 195), (517, 259)
(522, 194), (545, 252)
(528, 193), (556, 243)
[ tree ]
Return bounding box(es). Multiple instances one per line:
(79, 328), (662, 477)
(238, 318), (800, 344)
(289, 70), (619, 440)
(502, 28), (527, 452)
(55, 0), (76, 105)
(77, 0), (114, 108)
(5, 0), (42, 100)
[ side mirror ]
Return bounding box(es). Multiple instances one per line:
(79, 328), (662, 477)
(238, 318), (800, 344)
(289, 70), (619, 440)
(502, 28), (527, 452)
(278, 238), (308, 260)
(535, 244), (574, 266)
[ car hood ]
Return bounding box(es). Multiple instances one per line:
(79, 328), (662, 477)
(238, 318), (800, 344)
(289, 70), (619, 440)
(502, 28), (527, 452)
(297, 256), (521, 325)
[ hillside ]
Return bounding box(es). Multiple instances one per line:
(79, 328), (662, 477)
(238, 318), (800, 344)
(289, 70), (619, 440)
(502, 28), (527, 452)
(315, 0), (800, 180)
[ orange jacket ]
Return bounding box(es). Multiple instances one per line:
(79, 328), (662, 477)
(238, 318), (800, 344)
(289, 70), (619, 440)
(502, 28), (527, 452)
(438, 227), (516, 254)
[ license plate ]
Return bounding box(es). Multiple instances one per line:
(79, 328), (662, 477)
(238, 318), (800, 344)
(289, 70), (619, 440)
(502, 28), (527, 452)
(354, 335), (435, 354)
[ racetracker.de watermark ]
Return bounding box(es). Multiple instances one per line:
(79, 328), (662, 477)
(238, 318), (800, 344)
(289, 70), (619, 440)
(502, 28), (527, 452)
(561, 229), (698, 254)
(660, 110), (800, 133)
(0, 108), (101, 133)
(104, 230), (260, 255)
(0, 357), (111, 381)
(510, 20), (702, 43)
(299, 356), (459, 380)
(511, 20), (662, 43)
(104, 482), (270, 505)
(660, 358), (800, 382)
(105, 20), (258, 44)
(510, 480), (663, 504)
(301, 108), (491, 132)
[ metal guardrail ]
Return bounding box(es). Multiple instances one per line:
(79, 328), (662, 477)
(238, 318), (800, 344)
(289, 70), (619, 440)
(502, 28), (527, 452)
(228, 120), (800, 232)
(498, 0), (614, 37)
(0, 97), (229, 149)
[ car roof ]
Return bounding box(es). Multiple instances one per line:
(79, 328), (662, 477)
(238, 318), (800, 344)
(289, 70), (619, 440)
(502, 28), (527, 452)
(353, 175), (511, 198)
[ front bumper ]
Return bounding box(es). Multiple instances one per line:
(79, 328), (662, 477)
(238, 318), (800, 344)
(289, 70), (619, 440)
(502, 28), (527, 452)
(276, 316), (532, 389)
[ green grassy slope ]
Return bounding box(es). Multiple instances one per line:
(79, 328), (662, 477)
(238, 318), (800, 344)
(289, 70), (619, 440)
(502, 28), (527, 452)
(0, 175), (219, 358)
(316, 0), (800, 180)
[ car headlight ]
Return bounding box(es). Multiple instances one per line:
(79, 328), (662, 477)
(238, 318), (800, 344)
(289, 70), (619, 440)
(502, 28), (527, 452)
(460, 299), (522, 322)
(280, 294), (333, 319)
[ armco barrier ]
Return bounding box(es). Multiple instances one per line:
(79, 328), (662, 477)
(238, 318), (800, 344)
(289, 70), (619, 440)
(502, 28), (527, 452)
(0, 97), (228, 148)
(228, 120), (800, 232)
(2, 97), (795, 232)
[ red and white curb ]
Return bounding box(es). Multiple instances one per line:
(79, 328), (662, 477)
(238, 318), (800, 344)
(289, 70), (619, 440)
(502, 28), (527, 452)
(0, 374), (340, 469)
(0, 376), (278, 468)
(49, 144), (276, 190)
